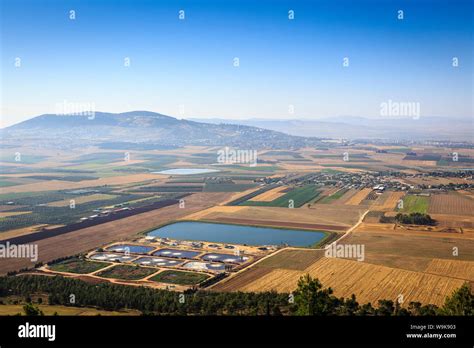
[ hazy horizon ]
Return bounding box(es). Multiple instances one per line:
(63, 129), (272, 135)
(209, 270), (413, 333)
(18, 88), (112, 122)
(1, 0), (473, 128)
(2, 110), (473, 131)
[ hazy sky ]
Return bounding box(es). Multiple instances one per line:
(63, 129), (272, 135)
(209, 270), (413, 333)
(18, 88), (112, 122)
(1, 0), (472, 127)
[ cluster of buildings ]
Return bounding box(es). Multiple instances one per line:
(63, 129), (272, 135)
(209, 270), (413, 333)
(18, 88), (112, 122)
(281, 172), (413, 191)
(256, 169), (473, 193)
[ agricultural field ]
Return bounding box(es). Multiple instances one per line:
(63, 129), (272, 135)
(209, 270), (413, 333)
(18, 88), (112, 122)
(46, 194), (118, 207)
(344, 188), (372, 205)
(348, 225), (474, 262)
(0, 224), (64, 240)
(424, 259), (474, 281)
(335, 189), (358, 204)
(0, 173), (163, 194)
(0, 188), (181, 232)
(336, 222), (474, 287)
(458, 189), (474, 200)
(150, 270), (210, 285)
(373, 191), (405, 211)
(213, 194), (474, 307)
(430, 214), (474, 228)
(211, 267), (273, 292)
(254, 249), (324, 270)
(0, 304), (141, 316)
(228, 257), (465, 307)
(1, 142), (473, 312)
(48, 258), (111, 274)
(0, 154), (48, 164)
(0, 211), (31, 218)
(249, 186), (287, 202)
(239, 185), (320, 207)
(362, 211), (384, 223)
(398, 195), (429, 213)
(0, 180), (21, 187)
(317, 188), (349, 204)
(0, 192), (232, 274)
(225, 185), (279, 206)
(188, 204), (362, 231)
(428, 193), (474, 216)
(203, 183), (257, 192)
(96, 265), (157, 280)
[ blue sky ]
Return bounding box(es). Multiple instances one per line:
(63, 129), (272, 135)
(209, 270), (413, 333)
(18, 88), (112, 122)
(1, 0), (472, 127)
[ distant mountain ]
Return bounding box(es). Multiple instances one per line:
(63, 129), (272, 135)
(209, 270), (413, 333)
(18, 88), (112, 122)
(189, 116), (473, 141)
(1, 111), (322, 149)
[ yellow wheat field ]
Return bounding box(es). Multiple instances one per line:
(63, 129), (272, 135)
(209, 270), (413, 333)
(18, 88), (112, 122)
(338, 189), (358, 204)
(0, 173), (162, 194)
(345, 188), (372, 205)
(373, 192), (405, 211)
(249, 186), (287, 202)
(424, 258), (474, 281)
(239, 257), (465, 306)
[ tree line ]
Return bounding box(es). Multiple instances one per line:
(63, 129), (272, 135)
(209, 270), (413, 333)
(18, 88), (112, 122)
(380, 212), (436, 226)
(395, 212), (436, 226)
(0, 274), (471, 316)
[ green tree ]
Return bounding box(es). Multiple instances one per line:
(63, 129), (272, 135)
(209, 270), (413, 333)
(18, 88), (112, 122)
(292, 274), (335, 315)
(407, 301), (439, 316)
(376, 300), (394, 316)
(440, 283), (473, 315)
(23, 303), (43, 316)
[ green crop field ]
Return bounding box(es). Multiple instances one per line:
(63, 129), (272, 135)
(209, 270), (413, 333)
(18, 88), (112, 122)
(0, 180), (20, 187)
(96, 265), (157, 280)
(48, 258), (110, 274)
(240, 185), (320, 208)
(0, 154), (48, 164)
(387, 147), (412, 153)
(318, 188), (349, 204)
(0, 189), (180, 232)
(150, 270), (210, 285)
(399, 195), (429, 213)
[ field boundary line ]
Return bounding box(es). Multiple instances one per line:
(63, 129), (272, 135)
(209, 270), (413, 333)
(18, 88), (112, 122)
(326, 209), (370, 247)
(208, 209), (370, 290)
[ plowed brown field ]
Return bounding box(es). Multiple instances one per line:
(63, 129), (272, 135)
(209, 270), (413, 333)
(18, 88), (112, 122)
(429, 194), (474, 216)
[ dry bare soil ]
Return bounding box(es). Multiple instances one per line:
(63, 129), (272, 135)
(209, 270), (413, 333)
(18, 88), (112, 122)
(186, 205), (365, 232)
(429, 193), (474, 216)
